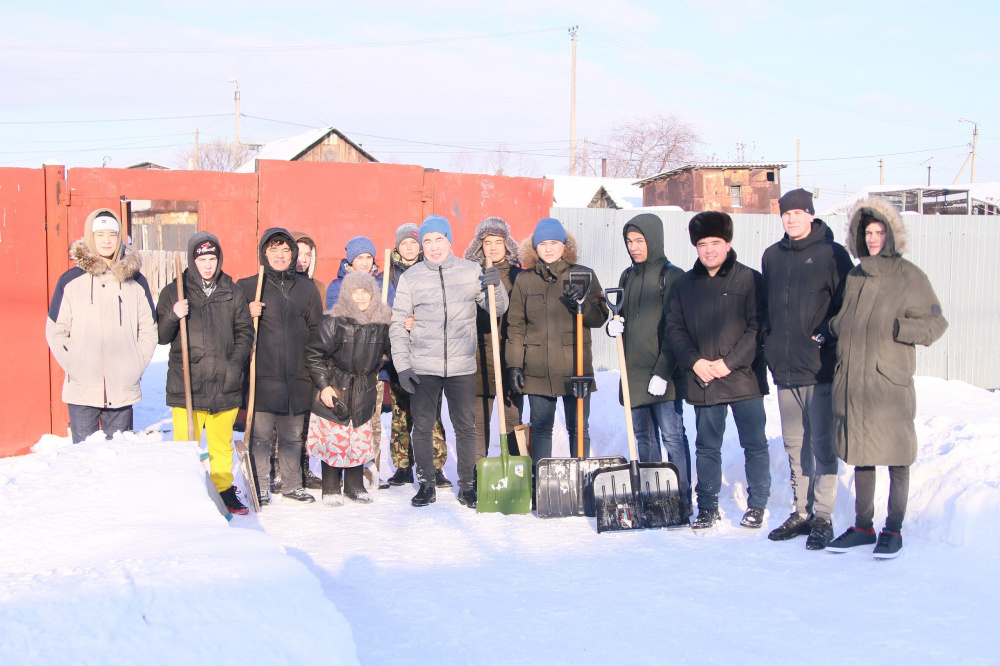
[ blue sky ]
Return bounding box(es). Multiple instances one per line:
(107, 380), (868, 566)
(2, 0), (996, 204)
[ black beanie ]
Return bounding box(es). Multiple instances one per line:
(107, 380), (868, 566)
(193, 239), (220, 259)
(778, 188), (815, 215)
(688, 211), (734, 246)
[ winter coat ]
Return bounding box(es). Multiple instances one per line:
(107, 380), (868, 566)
(237, 228), (324, 416)
(617, 214), (686, 406)
(156, 232), (254, 415)
(390, 252), (506, 378)
(388, 249), (421, 288)
(46, 208), (158, 409)
(290, 231), (327, 301)
(505, 235), (609, 397)
(761, 219), (854, 387)
(326, 258), (395, 382)
(306, 273), (392, 427)
(829, 197), (948, 466)
(665, 250), (768, 407)
(464, 217), (523, 397)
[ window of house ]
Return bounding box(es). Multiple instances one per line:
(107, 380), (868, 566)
(766, 170), (775, 182)
(730, 185), (742, 208)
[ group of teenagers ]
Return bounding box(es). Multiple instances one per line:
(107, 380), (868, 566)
(45, 187), (947, 559)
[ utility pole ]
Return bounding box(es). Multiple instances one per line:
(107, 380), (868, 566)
(796, 139), (801, 187)
(958, 118), (980, 183)
(189, 129), (199, 170)
(569, 26), (578, 176)
(230, 78), (241, 145)
(879, 158), (884, 185)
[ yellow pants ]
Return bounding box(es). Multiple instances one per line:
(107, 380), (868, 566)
(172, 407), (239, 492)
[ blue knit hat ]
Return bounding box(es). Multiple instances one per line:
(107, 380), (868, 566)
(532, 217), (567, 247)
(419, 214), (452, 243)
(345, 236), (377, 264)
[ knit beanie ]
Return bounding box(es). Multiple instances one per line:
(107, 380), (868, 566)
(419, 215), (452, 243)
(688, 211), (734, 246)
(778, 188), (815, 215)
(345, 236), (377, 264)
(532, 217), (567, 247)
(193, 238), (220, 259)
(395, 223), (420, 249)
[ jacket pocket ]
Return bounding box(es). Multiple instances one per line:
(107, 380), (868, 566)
(524, 343), (546, 377)
(876, 360), (912, 387)
(223, 362), (243, 394)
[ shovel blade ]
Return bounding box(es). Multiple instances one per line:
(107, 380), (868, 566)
(592, 464), (643, 533)
(535, 456), (627, 518)
(637, 463), (688, 529)
(476, 453), (532, 515)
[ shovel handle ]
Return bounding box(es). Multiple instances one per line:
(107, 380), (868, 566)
(175, 255), (195, 442)
(613, 312), (639, 463)
(245, 265), (265, 441)
(382, 248), (391, 304)
(484, 258), (509, 459)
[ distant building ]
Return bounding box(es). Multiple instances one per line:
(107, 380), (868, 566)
(546, 175), (644, 209)
(821, 184), (1000, 216)
(236, 126), (377, 173)
(124, 161), (172, 170)
(634, 163), (788, 214)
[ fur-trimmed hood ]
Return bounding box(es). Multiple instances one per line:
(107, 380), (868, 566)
(70, 238), (142, 282)
(291, 230), (318, 278)
(847, 196), (907, 259)
(518, 233), (579, 270)
(463, 216), (520, 266)
(326, 271), (392, 324)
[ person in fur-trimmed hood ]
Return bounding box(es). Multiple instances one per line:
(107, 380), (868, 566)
(505, 217), (608, 467)
(292, 231), (327, 301)
(305, 271), (393, 506)
(463, 216), (524, 460)
(46, 208), (158, 443)
(825, 196), (947, 559)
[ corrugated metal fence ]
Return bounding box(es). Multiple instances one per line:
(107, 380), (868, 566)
(552, 207), (1000, 390)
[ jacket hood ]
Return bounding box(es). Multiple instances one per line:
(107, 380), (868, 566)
(258, 227), (298, 278)
(463, 216), (520, 266)
(290, 230), (318, 278)
(327, 271), (392, 325)
(780, 218), (834, 251)
(337, 257), (381, 279)
(83, 208), (124, 264)
(846, 196), (907, 259)
(622, 213), (666, 266)
(187, 231), (223, 282)
(518, 232), (579, 270)
(70, 238), (142, 281)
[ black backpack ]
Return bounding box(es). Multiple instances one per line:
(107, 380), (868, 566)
(620, 262), (676, 297)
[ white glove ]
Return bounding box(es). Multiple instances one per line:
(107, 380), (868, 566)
(647, 375), (668, 396)
(607, 317), (625, 337)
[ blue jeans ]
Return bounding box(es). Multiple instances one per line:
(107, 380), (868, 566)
(632, 399), (692, 503)
(693, 396), (770, 511)
(68, 404), (133, 443)
(527, 394), (590, 467)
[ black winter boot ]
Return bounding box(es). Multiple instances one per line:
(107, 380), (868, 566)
(457, 488), (477, 509)
(388, 466), (414, 486)
(321, 463), (344, 507)
(691, 507), (720, 530)
(768, 512), (812, 541)
(344, 465), (373, 504)
(220, 486), (249, 515)
(302, 449), (322, 489)
(435, 469), (453, 488)
(411, 483), (436, 507)
(805, 517), (834, 550)
(740, 507), (765, 528)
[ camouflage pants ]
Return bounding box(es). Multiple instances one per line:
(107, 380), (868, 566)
(389, 380), (447, 470)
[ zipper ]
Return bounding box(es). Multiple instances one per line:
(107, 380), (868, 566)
(783, 254), (792, 383)
(438, 266), (448, 376)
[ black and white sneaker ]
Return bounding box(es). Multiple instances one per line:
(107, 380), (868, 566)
(826, 526), (877, 553)
(219, 486), (249, 515)
(805, 517), (834, 551)
(740, 507), (765, 529)
(768, 512), (812, 541)
(872, 529), (903, 559)
(691, 507), (721, 530)
(283, 488), (316, 503)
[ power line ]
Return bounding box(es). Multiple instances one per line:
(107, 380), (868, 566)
(0, 113), (230, 126)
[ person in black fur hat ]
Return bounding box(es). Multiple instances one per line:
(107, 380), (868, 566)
(665, 211), (770, 530)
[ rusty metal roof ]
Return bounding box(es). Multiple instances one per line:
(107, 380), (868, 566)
(634, 162), (788, 187)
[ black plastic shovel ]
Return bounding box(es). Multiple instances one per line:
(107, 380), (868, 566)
(593, 288), (686, 533)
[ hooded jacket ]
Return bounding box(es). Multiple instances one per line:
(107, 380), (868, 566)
(389, 251), (506, 378)
(156, 232), (254, 414)
(326, 257), (395, 382)
(505, 234), (609, 397)
(46, 208), (158, 409)
(463, 217), (523, 397)
(290, 231), (327, 301)
(237, 228), (324, 416)
(388, 249), (421, 288)
(617, 214), (686, 406)
(829, 197), (948, 466)
(761, 219), (854, 387)
(665, 249), (768, 407)
(306, 272), (392, 427)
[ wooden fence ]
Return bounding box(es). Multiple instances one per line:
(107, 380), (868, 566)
(138, 250), (186, 302)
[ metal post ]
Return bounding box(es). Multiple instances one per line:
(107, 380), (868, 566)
(880, 158), (884, 185)
(230, 78), (241, 145)
(569, 26), (578, 176)
(602, 158), (607, 178)
(194, 129), (199, 169)
(971, 123), (978, 183)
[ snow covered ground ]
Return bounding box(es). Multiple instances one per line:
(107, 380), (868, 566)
(3, 347), (999, 664)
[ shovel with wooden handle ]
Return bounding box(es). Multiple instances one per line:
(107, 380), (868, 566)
(174, 255), (196, 442)
(233, 266), (265, 513)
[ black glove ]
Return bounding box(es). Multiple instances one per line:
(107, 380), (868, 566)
(563, 285), (585, 313)
(508, 367), (525, 394)
(481, 266), (501, 287)
(332, 397), (350, 421)
(398, 369), (421, 394)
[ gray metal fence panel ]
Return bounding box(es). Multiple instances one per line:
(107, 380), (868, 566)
(549, 207), (998, 389)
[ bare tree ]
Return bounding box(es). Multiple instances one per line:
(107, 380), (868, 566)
(727, 141), (758, 162)
(598, 113), (702, 179)
(175, 139), (260, 172)
(480, 143), (538, 178)
(448, 151), (478, 174)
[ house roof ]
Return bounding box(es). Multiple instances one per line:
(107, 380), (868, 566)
(545, 175), (644, 209)
(235, 126), (377, 173)
(634, 162), (789, 187)
(819, 183), (1000, 216)
(124, 160), (173, 170)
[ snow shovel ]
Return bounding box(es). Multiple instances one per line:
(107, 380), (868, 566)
(536, 270), (625, 518)
(235, 265), (265, 513)
(593, 288), (686, 533)
(477, 258), (532, 514)
(175, 255), (196, 442)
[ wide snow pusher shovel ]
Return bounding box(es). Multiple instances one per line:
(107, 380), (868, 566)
(593, 288), (686, 533)
(536, 270), (625, 518)
(477, 259), (532, 514)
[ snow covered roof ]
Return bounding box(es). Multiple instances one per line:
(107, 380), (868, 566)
(819, 183), (1000, 216)
(545, 175), (644, 209)
(124, 160), (173, 170)
(235, 126), (376, 173)
(634, 162), (788, 187)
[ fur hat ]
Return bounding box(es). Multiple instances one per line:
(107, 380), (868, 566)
(395, 223), (420, 250)
(345, 236), (377, 264)
(327, 271), (392, 325)
(779, 188), (815, 216)
(688, 211), (733, 246)
(464, 216), (519, 265)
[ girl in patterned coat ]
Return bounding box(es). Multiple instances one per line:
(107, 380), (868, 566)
(305, 271), (392, 506)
